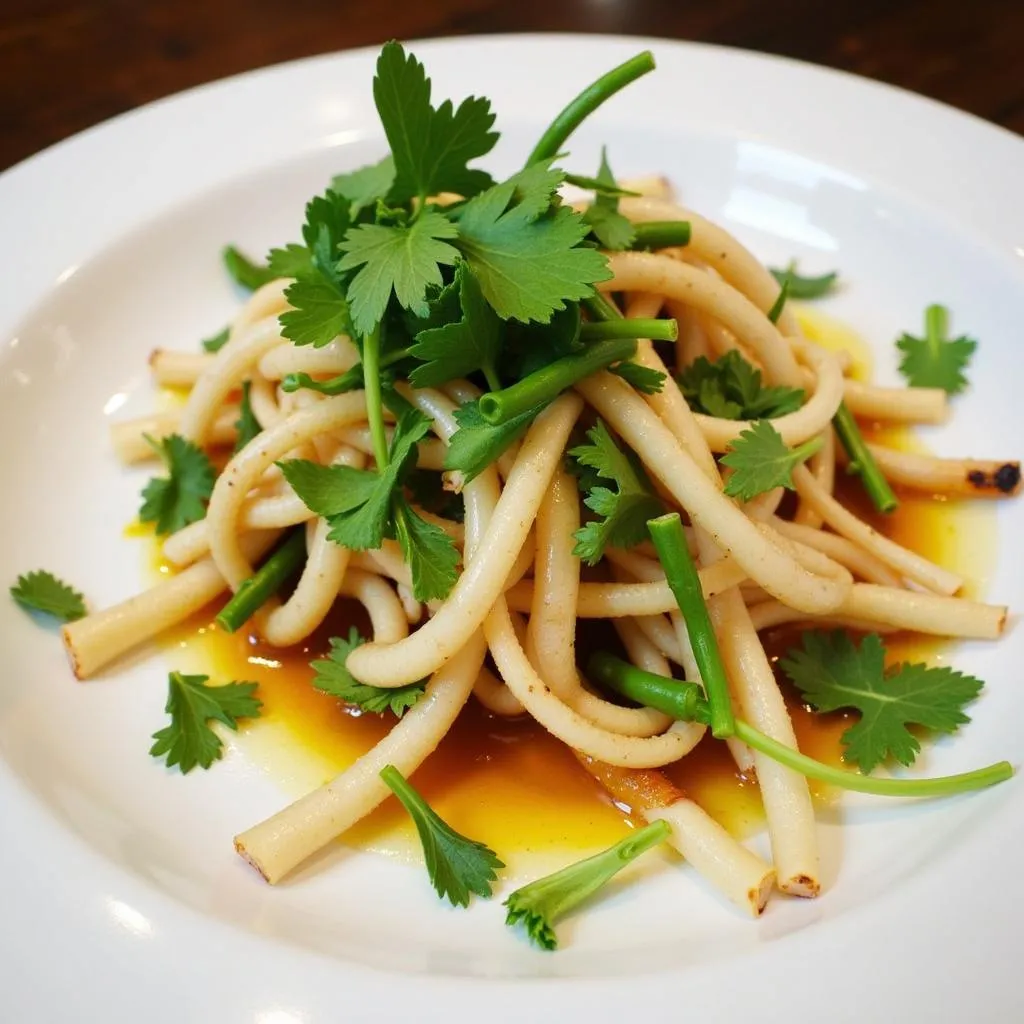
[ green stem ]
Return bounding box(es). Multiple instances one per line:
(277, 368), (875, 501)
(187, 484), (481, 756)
(362, 324), (390, 470)
(832, 402), (899, 514)
(478, 337), (636, 425)
(629, 221), (692, 251)
(525, 51), (656, 166)
(482, 363), (502, 393)
(215, 530), (306, 633)
(647, 513), (736, 738)
(579, 318), (677, 343)
(767, 274), (790, 324)
(734, 720), (1012, 798)
(581, 292), (624, 323)
(925, 303), (948, 354)
(589, 651), (1014, 798)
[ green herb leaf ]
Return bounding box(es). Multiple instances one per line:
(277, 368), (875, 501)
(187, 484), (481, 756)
(279, 275), (352, 348)
(505, 820), (670, 950)
(408, 262), (502, 388)
(301, 189), (351, 280)
(311, 628), (424, 715)
(10, 570), (86, 622)
(373, 41), (498, 205)
(149, 672), (262, 774)
(779, 631), (985, 773)
(896, 304), (976, 395)
(767, 273), (790, 324)
(139, 434), (216, 535)
(568, 420), (663, 564)
(392, 496), (460, 602)
(582, 147), (636, 251)
(266, 243), (314, 280)
(201, 326), (230, 353)
(380, 763), (504, 907)
(677, 350), (804, 420)
(222, 245), (276, 291)
(444, 399), (545, 483)
(337, 211), (460, 336)
(453, 175), (611, 323)
(278, 458), (380, 516)
(332, 155), (397, 216)
(769, 263), (838, 300)
(609, 360), (665, 394)
(720, 420), (822, 501)
(233, 381), (262, 453)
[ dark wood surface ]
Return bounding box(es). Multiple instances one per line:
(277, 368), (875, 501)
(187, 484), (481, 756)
(2, 0), (1023, 172)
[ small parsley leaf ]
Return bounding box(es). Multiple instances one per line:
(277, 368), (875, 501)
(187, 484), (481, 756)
(201, 326), (230, 353)
(10, 570), (86, 622)
(677, 350), (804, 420)
(312, 629), (424, 716)
(769, 262), (838, 300)
(139, 434), (216, 535)
(780, 631), (985, 773)
(609, 360), (665, 394)
(337, 210), (460, 336)
(149, 672), (262, 774)
(280, 275), (351, 348)
(380, 763), (504, 907)
(896, 304), (976, 395)
(720, 420), (822, 501)
(582, 147), (636, 251)
(331, 155), (397, 216)
(222, 245), (276, 291)
(392, 496), (460, 603)
(568, 420), (663, 564)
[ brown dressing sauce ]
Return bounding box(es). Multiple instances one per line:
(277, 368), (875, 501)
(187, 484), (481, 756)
(154, 309), (997, 866)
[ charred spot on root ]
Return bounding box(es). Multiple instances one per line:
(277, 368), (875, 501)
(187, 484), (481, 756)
(966, 462), (1021, 495)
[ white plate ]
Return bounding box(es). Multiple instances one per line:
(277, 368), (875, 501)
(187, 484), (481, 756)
(2, 34), (1023, 1023)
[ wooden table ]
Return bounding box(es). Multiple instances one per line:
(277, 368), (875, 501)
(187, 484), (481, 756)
(2, 0), (1022, 171)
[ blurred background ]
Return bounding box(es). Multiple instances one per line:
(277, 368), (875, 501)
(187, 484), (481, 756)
(2, 0), (1022, 171)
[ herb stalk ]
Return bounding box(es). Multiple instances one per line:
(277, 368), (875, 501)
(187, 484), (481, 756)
(579, 318), (677, 343)
(629, 221), (692, 251)
(215, 530), (306, 633)
(832, 402), (899, 514)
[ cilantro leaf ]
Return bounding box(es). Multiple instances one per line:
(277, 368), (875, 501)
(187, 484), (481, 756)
(301, 190), (351, 278)
(332, 155), (396, 216)
(568, 420), (663, 564)
(677, 350), (804, 420)
(392, 497), (460, 602)
(896, 304), (976, 395)
(373, 41), (497, 204)
(720, 420), (822, 501)
(779, 631), (985, 773)
(408, 262), (502, 388)
(279, 275), (351, 348)
(769, 262), (838, 300)
(505, 819), (669, 950)
(312, 629), (424, 715)
(582, 147), (636, 251)
(139, 434), (216, 535)
(222, 245), (276, 291)
(201, 326), (230, 353)
(609, 360), (665, 394)
(267, 243), (314, 279)
(453, 175), (611, 323)
(233, 381), (261, 453)
(380, 763), (504, 907)
(278, 458), (380, 516)
(10, 570), (86, 622)
(503, 159), (565, 220)
(337, 210), (460, 336)
(149, 672), (262, 774)
(444, 399), (545, 483)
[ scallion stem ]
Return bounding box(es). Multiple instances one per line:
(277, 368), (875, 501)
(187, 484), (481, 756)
(579, 318), (677, 343)
(215, 530), (306, 634)
(629, 221), (691, 251)
(588, 652), (708, 723)
(647, 512), (735, 738)
(525, 51), (656, 166)
(478, 337), (636, 425)
(832, 402), (899, 514)
(581, 292), (624, 323)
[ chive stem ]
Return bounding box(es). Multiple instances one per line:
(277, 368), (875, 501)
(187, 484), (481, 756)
(362, 324), (390, 470)
(647, 513), (736, 738)
(525, 51), (656, 166)
(832, 402), (899, 514)
(588, 651), (1014, 798)
(579, 318), (677, 343)
(478, 337), (636, 425)
(629, 221), (692, 251)
(925, 303), (948, 345)
(215, 530), (306, 633)
(581, 292), (624, 323)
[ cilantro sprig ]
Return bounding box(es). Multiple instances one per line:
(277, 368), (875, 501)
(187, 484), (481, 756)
(10, 570), (86, 623)
(780, 631), (986, 773)
(505, 820), (670, 950)
(149, 672), (262, 774)
(569, 420), (663, 564)
(720, 420), (823, 501)
(139, 433), (216, 535)
(312, 629), (424, 716)
(896, 303), (976, 395)
(379, 764), (504, 907)
(769, 262), (838, 300)
(677, 350), (804, 420)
